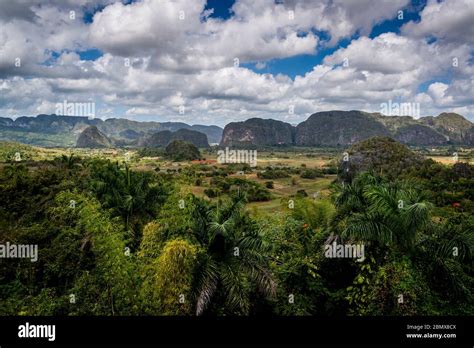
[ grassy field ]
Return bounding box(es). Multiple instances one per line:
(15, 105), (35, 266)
(177, 171), (336, 216)
(2, 141), (472, 166)
(427, 155), (472, 165)
(1, 141), (472, 216)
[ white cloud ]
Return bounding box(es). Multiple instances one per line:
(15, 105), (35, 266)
(402, 0), (474, 44)
(0, 0), (472, 125)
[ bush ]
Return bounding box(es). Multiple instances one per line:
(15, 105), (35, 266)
(257, 169), (290, 179)
(247, 186), (272, 202)
(296, 189), (308, 197)
(322, 166), (337, 175)
(265, 181), (274, 189)
(300, 168), (323, 179)
(137, 147), (165, 157)
(204, 188), (219, 198)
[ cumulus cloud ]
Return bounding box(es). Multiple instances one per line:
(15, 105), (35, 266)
(402, 0), (474, 44)
(0, 0), (472, 124)
(88, 0), (412, 71)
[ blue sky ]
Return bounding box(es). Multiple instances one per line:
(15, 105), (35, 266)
(1, 0), (472, 124)
(74, 0), (442, 90)
(77, 0), (428, 80)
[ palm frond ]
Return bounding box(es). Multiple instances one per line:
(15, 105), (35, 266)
(219, 263), (250, 315)
(195, 258), (219, 316)
(343, 212), (393, 244)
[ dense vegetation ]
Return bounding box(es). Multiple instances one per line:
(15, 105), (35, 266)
(165, 140), (201, 161)
(0, 139), (472, 316)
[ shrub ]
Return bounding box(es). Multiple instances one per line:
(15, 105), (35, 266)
(138, 147), (164, 157)
(296, 189), (308, 197)
(257, 169), (290, 179)
(247, 186), (272, 202)
(322, 166), (338, 175)
(300, 168), (323, 179)
(204, 188), (219, 198)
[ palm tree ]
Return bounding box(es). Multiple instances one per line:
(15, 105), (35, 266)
(90, 161), (166, 241)
(415, 217), (473, 296)
(59, 153), (81, 170)
(193, 194), (276, 315)
(332, 173), (432, 253)
(332, 172), (472, 314)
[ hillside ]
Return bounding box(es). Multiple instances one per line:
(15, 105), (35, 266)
(138, 128), (209, 148)
(165, 140), (201, 161)
(0, 114), (222, 147)
(393, 124), (447, 145)
(339, 136), (424, 181)
(420, 112), (474, 145)
(295, 110), (390, 146)
(1, 111), (473, 148)
(220, 111), (474, 147)
(76, 126), (113, 148)
(220, 118), (295, 147)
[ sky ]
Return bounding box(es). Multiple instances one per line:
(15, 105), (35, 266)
(0, 0), (473, 126)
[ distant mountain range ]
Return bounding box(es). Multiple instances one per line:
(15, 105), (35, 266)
(221, 111), (474, 147)
(0, 111), (473, 148)
(0, 114), (222, 147)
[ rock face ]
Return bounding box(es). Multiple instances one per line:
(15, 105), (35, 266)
(76, 126), (113, 148)
(420, 113), (474, 145)
(1, 111), (473, 148)
(170, 129), (209, 148)
(220, 111), (474, 147)
(393, 124), (447, 145)
(139, 128), (209, 148)
(139, 130), (173, 147)
(295, 110), (390, 146)
(119, 129), (143, 140)
(220, 118), (295, 147)
(190, 125), (223, 144)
